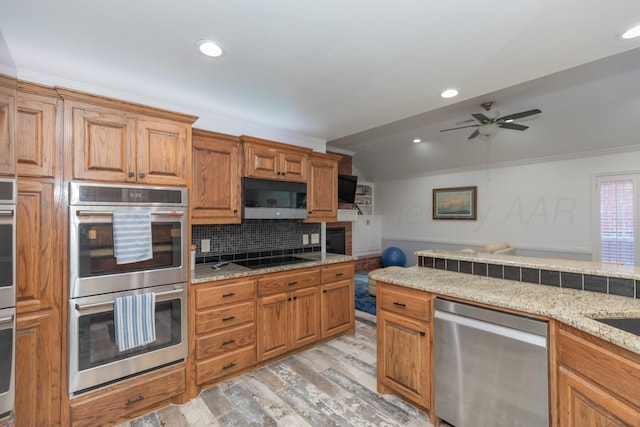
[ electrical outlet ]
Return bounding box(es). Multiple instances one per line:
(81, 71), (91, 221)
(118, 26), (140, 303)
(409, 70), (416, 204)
(311, 233), (320, 244)
(303, 234), (309, 245)
(201, 239), (210, 253)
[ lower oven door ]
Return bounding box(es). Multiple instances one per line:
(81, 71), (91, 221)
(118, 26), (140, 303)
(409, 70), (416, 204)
(68, 283), (187, 396)
(0, 308), (15, 419)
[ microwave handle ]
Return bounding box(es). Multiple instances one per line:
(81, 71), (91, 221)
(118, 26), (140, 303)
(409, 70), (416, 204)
(76, 210), (184, 217)
(74, 289), (185, 312)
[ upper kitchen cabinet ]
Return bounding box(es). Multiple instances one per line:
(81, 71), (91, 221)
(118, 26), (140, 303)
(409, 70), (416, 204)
(306, 152), (340, 223)
(59, 88), (197, 186)
(191, 129), (242, 224)
(242, 136), (311, 183)
(0, 76), (17, 176)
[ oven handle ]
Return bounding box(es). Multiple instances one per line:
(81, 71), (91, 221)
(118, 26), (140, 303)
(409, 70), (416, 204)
(0, 315), (14, 326)
(0, 209), (14, 217)
(74, 289), (185, 312)
(75, 210), (185, 217)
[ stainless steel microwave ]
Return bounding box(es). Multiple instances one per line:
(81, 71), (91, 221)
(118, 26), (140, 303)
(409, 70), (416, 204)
(242, 178), (307, 220)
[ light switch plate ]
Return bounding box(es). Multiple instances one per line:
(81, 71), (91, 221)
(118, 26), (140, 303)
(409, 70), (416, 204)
(201, 239), (210, 253)
(311, 233), (320, 244)
(303, 234), (309, 245)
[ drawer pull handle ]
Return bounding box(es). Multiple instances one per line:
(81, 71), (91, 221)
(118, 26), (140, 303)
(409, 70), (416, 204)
(287, 281), (298, 286)
(222, 339), (236, 345)
(223, 362), (237, 370)
(222, 315), (236, 321)
(222, 292), (236, 298)
(126, 395), (144, 405)
(335, 272), (344, 277)
(393, 301), (406, 308)
(420, 331), (426, 337)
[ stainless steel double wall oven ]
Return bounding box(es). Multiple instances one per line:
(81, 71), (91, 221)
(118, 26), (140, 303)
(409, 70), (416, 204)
(68, 182), (189, 396)
(0, 178), (16, 421)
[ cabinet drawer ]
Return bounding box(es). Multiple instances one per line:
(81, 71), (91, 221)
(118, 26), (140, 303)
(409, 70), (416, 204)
(70, 365), (185, 427)
(379, 284), (431, 321)
(195, 280), (255, 310)
(196, 346), (255, 385)
(321, 263), (354, 283)
(196, 301), (255, 334)
(258, 269), (320, 296)
(196, 323), (255, 359)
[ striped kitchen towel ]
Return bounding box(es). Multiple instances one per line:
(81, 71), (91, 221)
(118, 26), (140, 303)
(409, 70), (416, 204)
(114, 292), (156, 351)
(112, 209), (153, 264)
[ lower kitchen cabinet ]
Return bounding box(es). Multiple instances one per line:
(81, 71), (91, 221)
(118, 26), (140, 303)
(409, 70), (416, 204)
(556, 323), (640, 427)
(69, 365), (185, 427)
(320, 262), (355, 338)
(376, 282), (432, 412)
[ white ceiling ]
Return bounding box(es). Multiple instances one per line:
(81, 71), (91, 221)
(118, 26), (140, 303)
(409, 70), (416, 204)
(1, 0), (640, 181)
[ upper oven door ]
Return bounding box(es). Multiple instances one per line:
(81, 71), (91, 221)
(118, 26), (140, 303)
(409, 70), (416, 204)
(69, 205), (188, 298)
(0, 307), (15, 418)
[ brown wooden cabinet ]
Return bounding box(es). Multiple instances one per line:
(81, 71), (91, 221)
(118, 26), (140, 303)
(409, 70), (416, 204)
(0, 80), (16, 176)
(242, 135), (310, 183)
(377, 282), (432, 411)
(556, 323), (640, 426)
(256, 268), (321, 362)
(17, 89), (59, 178)
(59, 89), (196, 186)
(193, 278), (256, 388)
(306, 152), (339, 222)
(191, 129), (242, 224)
(320, 262), (354, 338)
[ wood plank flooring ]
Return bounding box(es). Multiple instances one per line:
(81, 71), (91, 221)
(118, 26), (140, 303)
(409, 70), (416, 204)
(118, 312), (435, 427)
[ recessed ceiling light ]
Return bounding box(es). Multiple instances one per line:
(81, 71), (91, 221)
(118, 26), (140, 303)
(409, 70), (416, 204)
(198, 40), (223, 57)
(441, 89), (459, 99)
(412, 138), (422, 144)
(621, 24), (640, 39)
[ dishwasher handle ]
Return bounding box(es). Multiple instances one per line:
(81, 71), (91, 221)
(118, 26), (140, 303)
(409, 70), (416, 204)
(435, 309), (548, 348)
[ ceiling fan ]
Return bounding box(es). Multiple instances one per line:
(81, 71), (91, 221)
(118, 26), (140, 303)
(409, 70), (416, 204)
(440, 101), (541, 140)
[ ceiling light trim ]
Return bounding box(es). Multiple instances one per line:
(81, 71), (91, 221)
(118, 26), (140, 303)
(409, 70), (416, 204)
(198, 40), (223, 57)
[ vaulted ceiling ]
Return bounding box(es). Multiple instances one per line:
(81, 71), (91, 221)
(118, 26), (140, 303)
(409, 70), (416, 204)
(1, 0), (640, 181)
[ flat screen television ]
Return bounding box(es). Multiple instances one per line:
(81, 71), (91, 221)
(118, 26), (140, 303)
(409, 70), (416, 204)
(337, 174), (358, 204)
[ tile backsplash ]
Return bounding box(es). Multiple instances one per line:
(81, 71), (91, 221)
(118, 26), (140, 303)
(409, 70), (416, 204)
(192, 220), (321, 259)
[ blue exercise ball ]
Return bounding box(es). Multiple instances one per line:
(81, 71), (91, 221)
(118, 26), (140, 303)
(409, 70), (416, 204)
(381, 247), (406, 267)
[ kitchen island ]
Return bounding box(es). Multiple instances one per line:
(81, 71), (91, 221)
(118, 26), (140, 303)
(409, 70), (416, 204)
(370, 250), (640, 427)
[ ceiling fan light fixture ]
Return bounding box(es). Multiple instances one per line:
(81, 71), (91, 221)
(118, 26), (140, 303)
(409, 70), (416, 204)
(441, 89), (459, 99)
(198, 40), (223, 57)
(478, 123), (499, 137)
(621, 24), (640, 39)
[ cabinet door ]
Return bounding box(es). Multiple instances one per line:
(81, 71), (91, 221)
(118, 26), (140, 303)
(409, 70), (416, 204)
(70, 103), (136, 183)
(137, 119), (188, 186)
(377, 310), (430, 409)
(0, 87), (16, 176)
(15, 309), (61, 427)
(279, 151), (307, 182)
(244, 143), (280, 180)
(558, 367), (640, 426)
(257, 293), (289, 361)
(306, 156), (337, 222)
(290, 287), (319, 349)
(191, 132), (241, 223)
(320, 279), (355, 338)
(17, 93), (58, 178)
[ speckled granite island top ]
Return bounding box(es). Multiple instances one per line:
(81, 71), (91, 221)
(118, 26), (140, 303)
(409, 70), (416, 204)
(191, 253), (356, 284)
(370, 263), (640, 356)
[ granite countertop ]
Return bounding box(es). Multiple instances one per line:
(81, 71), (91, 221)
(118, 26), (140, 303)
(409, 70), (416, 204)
(190, 253), (356, 284)
(370, 265), (640, 356)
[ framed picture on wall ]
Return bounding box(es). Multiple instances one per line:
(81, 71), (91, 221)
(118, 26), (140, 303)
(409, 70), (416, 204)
(432, 186), (477, 220)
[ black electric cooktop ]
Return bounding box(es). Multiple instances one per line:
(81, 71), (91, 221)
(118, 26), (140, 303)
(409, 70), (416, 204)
(233, 255), (310, 269)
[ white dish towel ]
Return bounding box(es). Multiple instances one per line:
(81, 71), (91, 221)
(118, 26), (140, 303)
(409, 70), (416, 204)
(112, 209), (153, 264)
(114, 292), (156, 352)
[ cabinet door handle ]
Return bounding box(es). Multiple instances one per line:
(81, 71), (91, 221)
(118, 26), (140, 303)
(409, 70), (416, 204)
(420, 331), (426, 337)
(139, 172), (145, 178)
(223, 362), (237, 370)
(126, 395), (144, 405)
(222, 339), (236, 345)
(128, 172), (135, 178)
(293, 296), (297, 300)
(287, 281), (298, 286)
(222, 315), (236, 321)
(233, 209), (238, 214)
(222, 292), (236, 298)
(393, 301), (406, 307)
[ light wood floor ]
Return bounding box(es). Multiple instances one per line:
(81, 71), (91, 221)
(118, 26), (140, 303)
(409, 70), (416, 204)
(118, 311), (434, 427)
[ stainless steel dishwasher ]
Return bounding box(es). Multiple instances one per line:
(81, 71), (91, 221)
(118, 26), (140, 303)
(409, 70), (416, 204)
(434, 298), (549, 427)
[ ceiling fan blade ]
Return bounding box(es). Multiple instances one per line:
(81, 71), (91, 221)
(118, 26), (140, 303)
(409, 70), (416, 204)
(499, 123), (529, 131)
(440, 124), (480, 132)
(468, 129), (480, 140)
(498, 109), (541, 121)
(471, 113), (490, 123)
